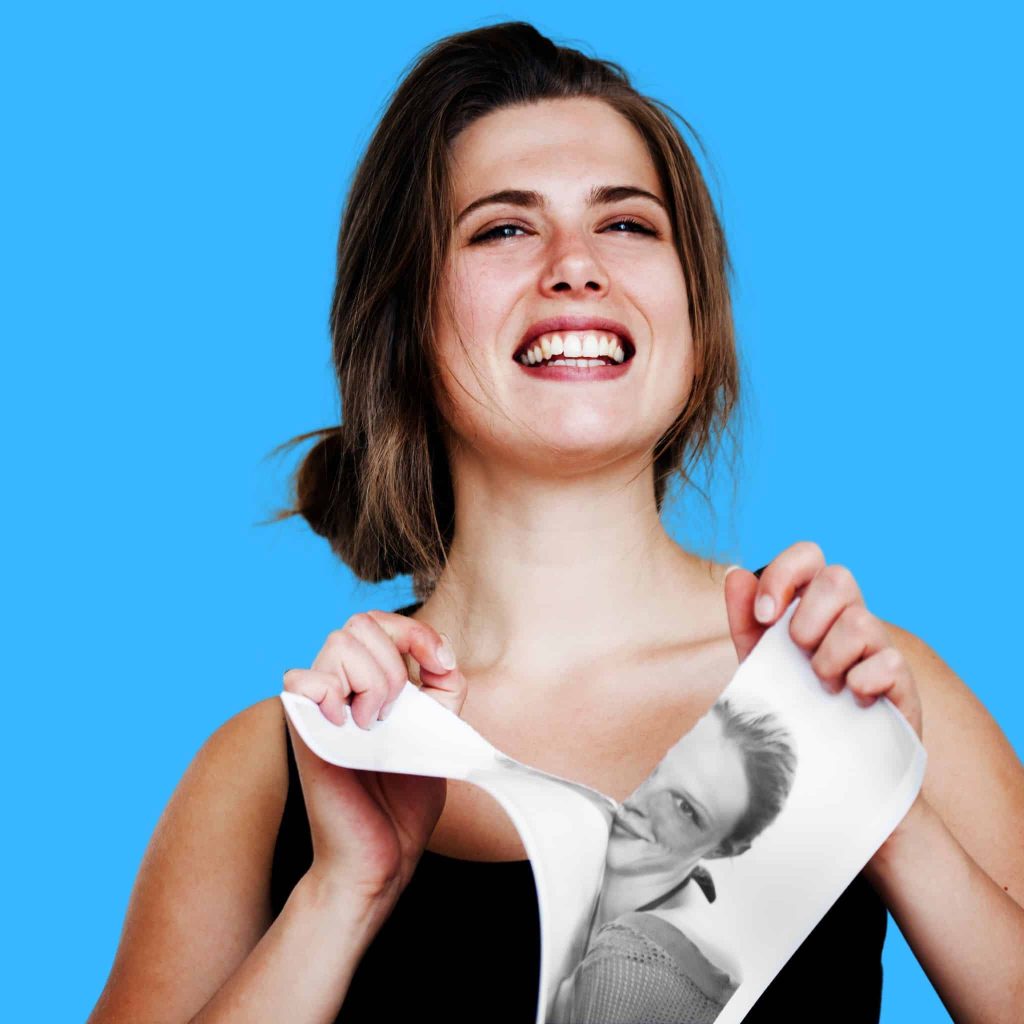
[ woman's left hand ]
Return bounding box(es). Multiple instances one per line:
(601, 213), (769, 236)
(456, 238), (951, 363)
(723, 541), (923, 742)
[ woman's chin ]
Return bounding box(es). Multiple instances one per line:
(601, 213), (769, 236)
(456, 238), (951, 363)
(606, 835), (677, 875)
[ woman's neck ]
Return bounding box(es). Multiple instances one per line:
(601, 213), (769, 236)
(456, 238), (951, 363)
(417, 458), (728, 687)
(589, 860), (695, 935)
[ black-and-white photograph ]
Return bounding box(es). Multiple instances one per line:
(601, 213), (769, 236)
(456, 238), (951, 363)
(281, 597), (925, 1024)
(550, 696), (798, 1022)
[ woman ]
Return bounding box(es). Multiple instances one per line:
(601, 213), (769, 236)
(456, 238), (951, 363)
(85, 20), (1024, 1024)
(551, 699), (797, 1022)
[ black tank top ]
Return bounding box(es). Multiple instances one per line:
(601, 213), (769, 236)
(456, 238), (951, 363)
(269, 567), (888, 1021)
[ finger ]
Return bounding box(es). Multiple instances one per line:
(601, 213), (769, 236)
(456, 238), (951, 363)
(809, 604), (888, 693)
(789, 564), (866, 655)
(309, 627), (393, 731)
(283, 667), (353, 727)
(723, 566), (763, 664)
(342, 612), (425, 720)
(416, 662), (469, 718)
(845, 646), (912, 709)
(360, 609), (459, 679)
(753, 541), (827, 625)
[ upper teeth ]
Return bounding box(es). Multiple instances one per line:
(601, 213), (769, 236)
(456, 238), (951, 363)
(519, 331), (627, 365)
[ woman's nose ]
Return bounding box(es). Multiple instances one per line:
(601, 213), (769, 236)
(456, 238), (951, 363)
(540, 235), (609, 295)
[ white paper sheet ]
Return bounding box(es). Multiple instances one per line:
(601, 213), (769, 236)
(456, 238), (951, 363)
(280, 597), (926, 1023)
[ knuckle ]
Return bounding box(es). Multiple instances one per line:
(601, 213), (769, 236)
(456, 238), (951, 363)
(818, 563), (849, 590)
(845, 604), (874, 632)
(797, 539), (826, 563)
(409, 619), (434, 644)
(884, 647), (904, 673)
(829, 563), (856, 588)
(330, 628), (360, 652)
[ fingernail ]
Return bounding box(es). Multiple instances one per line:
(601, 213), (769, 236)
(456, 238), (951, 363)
(379, 699), (396, 721)
(755, 594), (776, 623)
(437, 632), (457, 670)
(724, 564), (744, 580)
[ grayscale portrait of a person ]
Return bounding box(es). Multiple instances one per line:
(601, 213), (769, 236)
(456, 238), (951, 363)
(551, 698), (798, 1023)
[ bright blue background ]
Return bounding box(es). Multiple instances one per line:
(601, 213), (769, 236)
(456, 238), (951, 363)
(4, 3), (1020, 1021)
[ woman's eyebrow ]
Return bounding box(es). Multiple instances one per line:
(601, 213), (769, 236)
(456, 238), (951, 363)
(456, 184), (666, 226)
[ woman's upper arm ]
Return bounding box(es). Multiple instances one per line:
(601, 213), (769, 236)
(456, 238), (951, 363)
(86, 696), (290, 1024)
(886, 620), (1024, 908)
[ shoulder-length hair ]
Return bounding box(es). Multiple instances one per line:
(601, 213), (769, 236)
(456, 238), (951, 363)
(263, 20), (745, 600)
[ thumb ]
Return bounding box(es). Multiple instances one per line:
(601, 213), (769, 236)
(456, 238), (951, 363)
(724, 565), (764, 664)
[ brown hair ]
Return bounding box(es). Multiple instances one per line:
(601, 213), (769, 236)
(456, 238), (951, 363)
(262, 20), (746, 601)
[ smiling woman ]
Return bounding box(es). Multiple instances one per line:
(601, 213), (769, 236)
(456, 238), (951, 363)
(84, 16), (1024, 1024)
(255, 25), (740, 604)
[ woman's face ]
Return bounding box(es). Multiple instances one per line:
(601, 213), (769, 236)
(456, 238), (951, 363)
(433, 97), (693, 469)
(605, 709), (750, 880)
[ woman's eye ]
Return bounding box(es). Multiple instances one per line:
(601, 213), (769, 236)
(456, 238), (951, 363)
(470, 218), (657, 244)
(674, 795), (702, 827)
(471, 223), (528, 243)
(604, 217), (657, 236)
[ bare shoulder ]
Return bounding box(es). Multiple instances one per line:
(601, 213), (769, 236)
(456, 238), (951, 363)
(85, 696), (291, 1024)
(174, 694), (290, 837)
(882, 619), (1020, 771)
(204, 695), (289, 803)
(883, 619), (1024, 905)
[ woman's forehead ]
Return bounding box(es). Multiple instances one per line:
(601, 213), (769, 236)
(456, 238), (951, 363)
(450, 98), (661, 198)
(654, 712), (748, 815)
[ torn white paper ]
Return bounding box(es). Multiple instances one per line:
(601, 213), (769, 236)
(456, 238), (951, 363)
(280, 597), (926, 1023)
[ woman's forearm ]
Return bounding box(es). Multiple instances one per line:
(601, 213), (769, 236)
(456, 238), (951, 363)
(863, 796), (1024, 1024)
(188, 872), (393, 1024)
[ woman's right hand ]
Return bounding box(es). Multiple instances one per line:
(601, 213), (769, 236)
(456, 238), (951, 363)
(282, 610), (466, 906)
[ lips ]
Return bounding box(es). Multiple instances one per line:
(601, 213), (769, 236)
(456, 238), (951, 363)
(615, 807), (653, 842)
(513, 315), (636, 362)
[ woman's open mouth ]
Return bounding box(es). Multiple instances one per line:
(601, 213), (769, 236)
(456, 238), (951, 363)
(514, 331), (635, 382)
(515, 330), (634, 365)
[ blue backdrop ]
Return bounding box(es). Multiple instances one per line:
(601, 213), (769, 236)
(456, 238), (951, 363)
(4, 3), (1020, 1021)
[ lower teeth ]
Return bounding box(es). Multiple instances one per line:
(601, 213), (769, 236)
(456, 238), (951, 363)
(524, 357), (615, 367)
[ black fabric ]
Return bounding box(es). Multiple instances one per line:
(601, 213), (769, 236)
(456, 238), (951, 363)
(269, 565), (888, 1021)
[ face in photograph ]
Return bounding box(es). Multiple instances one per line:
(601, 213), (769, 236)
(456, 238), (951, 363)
(602, 697), (798, 915)
(607, 708), (750, 884)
